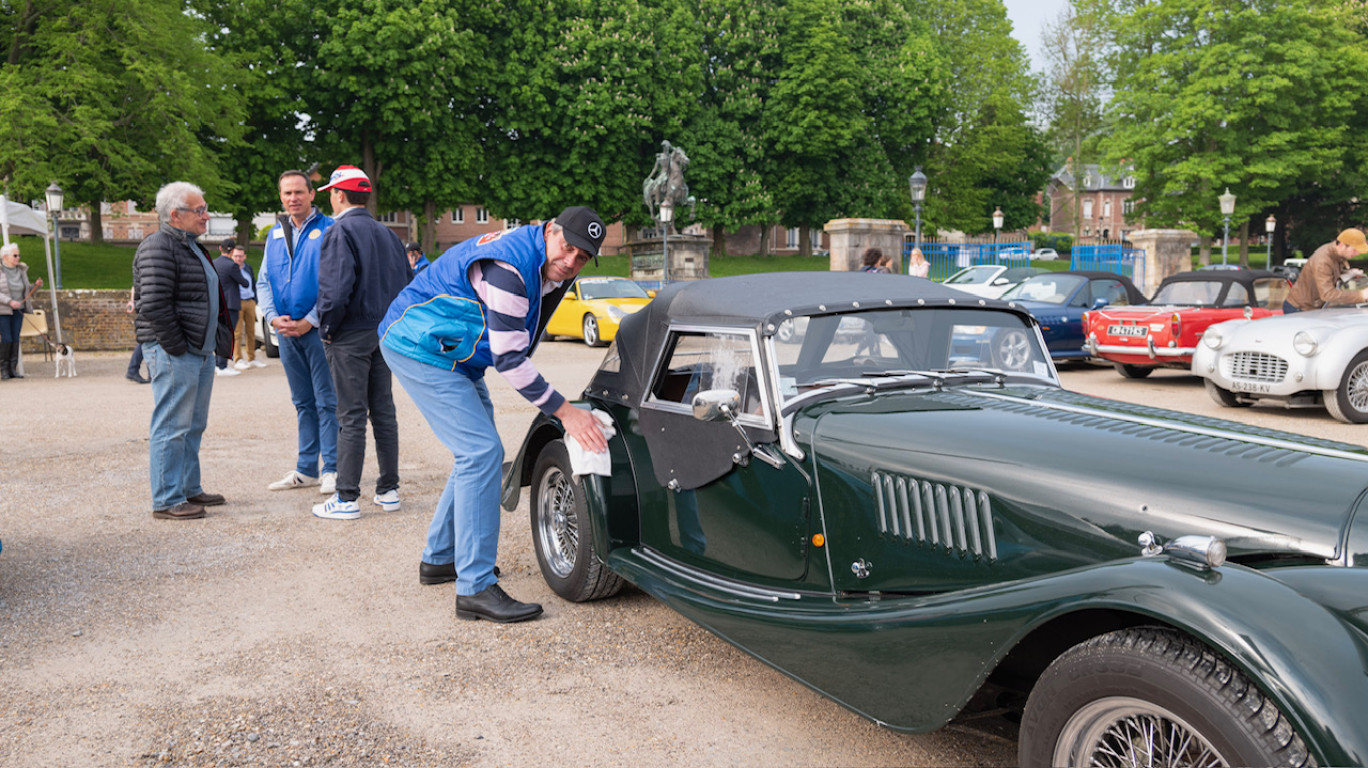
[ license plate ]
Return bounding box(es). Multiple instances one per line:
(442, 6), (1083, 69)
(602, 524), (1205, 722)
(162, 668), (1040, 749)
(1108, 325), (1148, 337)
(1231, 381), (1272, 393)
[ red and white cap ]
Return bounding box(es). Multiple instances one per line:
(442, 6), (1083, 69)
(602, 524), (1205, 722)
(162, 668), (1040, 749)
(318, 165), (372, 192)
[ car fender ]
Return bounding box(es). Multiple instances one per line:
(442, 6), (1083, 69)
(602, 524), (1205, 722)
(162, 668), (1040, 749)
(500, 408), (641, 559)
(1301, 333), (1368, 391)
(1012, 560), (1368, 767)
(609, 553), (1368, 763)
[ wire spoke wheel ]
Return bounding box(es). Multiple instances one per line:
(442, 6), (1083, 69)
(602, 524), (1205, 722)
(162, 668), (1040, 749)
(535, 464), (578, 579)
(1055, 697), (1228, 768)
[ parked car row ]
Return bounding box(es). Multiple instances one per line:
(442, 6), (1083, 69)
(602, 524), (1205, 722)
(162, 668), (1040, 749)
(503, 272), (1368, 767)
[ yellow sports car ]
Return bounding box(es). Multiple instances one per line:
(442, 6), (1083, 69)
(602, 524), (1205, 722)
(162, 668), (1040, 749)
(545, 277), (653, 347)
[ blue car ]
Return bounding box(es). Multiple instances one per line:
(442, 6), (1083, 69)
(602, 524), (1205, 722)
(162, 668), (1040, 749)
(998, 270), (1145, 360)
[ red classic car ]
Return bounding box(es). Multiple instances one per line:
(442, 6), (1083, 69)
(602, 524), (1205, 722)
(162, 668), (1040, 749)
(1083, 269), (1290, 378)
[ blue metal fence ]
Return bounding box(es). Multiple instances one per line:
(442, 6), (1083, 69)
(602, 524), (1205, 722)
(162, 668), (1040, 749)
(905, 239), (1033, 281)
(1071, 243), (1145, 286)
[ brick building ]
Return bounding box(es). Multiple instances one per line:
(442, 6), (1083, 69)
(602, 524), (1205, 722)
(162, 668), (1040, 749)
(1044, 164), (1141, 240)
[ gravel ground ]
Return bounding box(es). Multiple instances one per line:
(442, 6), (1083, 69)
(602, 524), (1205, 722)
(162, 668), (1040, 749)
(2, 345), (1024, 767)
(6, 346), (1360, 767)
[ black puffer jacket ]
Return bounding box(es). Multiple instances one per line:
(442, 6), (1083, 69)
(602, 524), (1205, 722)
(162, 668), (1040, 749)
(133, 223), (232, 357)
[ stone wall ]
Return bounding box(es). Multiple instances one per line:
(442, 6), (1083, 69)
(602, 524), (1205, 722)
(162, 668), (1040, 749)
(21, 290), (137, 353)
(823, 218), (908, 272)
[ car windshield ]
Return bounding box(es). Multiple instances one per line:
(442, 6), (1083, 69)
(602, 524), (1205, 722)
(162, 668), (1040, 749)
(999, 274), (1086, 304)
(1152, 280), (1224, 306)
(945, 267), (1000, 285)
(772, 307), (1054, 404)
(579, 279), (649, 300)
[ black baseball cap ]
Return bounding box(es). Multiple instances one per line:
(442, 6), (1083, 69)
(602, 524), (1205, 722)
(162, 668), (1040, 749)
(220, 238), (236, 251)
(405, 241), (422, 253)
(556, 206), (605, 265)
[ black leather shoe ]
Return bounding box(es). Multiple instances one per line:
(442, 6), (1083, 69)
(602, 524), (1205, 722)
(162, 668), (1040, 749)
(456, 584), (543, 623)
(186, 492), (225, 506)
(420, 561), (498, 585)
(126, 371), (149, 384)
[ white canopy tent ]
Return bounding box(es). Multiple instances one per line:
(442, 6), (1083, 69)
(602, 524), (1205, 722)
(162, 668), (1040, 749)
(0, 194), (64, 344)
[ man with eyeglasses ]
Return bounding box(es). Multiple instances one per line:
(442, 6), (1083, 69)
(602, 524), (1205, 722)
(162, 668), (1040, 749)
(132, 182), (235, 520)
(256, 170), (340, 497)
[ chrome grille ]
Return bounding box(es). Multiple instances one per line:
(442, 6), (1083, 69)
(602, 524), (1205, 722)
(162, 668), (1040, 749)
(1223, 351), (1288, 383)
(872, 471), (997, 561)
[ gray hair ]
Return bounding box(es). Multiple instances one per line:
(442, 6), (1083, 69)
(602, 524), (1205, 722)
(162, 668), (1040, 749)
(155, 182), (205, 224)
(0, 242), (18, 258)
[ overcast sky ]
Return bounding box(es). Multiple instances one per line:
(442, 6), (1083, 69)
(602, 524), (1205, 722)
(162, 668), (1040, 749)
(1002, 0), (1068, 70)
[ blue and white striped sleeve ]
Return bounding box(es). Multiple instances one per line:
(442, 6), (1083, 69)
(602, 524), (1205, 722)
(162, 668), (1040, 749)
(471, 260), (565, 414)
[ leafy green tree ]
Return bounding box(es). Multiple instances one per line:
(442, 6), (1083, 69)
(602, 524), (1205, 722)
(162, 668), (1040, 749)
(910, 0), (1048, 236)
(1101, 0), (1368, 264)
(682, 0), (780, 256)
(1040, 2), (1109, 236)
(304, 0), (493, 238)
(763, 0), (943, 254)
(0, 0), (243, 241)
(480, 0), (697, 224)
(192, 0), (320, 243)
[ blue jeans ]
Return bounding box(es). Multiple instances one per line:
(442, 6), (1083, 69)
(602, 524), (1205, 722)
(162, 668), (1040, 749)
(0, 313), (21, 343)
(144, 343), (214, 509)
(383, 342), (502, 596)
(278, 327), (338, 477)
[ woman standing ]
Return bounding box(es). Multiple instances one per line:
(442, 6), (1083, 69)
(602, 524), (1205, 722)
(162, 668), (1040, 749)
(0, 242), (39, 380)
(907, 247), (930, 278)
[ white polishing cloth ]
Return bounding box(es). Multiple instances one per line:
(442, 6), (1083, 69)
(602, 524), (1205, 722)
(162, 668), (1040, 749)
(567, 408), (615, 478)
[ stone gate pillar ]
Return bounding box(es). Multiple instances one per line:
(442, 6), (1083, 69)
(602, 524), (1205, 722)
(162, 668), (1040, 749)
(1128, 229), (1198, 297)
(824, 218), (908, 272)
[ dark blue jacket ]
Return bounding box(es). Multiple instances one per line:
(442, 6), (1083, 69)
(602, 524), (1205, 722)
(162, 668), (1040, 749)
(317, 207), (412, 342)
(212, 255), (250, 311)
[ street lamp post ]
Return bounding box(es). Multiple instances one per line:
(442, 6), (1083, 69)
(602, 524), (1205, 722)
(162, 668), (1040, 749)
(1218, 188), (1236, 266)
(908, 167), (927, 273)
(992, 206), (1004, 259)
(1265, 214), (1276, 264)
(45, 182), (64, 289)
(658, 198), (673, 285)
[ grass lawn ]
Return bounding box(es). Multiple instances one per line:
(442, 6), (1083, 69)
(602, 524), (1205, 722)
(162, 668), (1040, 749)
(10, 232), (1290, 289)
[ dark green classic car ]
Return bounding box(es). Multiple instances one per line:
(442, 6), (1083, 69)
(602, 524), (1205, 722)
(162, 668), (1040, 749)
(501, 272), (1368, 767)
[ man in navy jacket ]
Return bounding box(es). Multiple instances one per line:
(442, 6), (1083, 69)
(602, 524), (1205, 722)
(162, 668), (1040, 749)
(313, 165), (412, 520)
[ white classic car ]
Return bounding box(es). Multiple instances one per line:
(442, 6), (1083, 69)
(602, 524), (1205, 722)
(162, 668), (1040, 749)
(1192, 307), (1368, 423)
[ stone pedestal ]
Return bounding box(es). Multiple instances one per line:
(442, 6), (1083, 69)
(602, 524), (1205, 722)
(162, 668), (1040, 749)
(627, 233), (710, 284)
(1128, 229), (1197, 297)
(824, 218), (908, 272)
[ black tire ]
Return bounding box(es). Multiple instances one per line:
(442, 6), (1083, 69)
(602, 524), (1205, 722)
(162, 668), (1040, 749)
(1113, 362), (1154, 379)
(530, 439), (624, 602)
(991, 329), (1032, 371)
(1325, 349), (1368, 424)
(1020, 628), (1315, 768)
(1204, 378), (1247, 408)
(582, 314), (606, 347)
(261, 317), (279, 359)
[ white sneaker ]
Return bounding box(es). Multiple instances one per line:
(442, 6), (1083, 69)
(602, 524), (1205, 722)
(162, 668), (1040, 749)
(312, 494), (360, 520)
(320, 471), (337, 495)
(250, 360), (267, 368)
(215, 366), (242, 377)
(233, 360), (250, 370)
(372, 489), (401, 512)
(268, 470), (320, 491)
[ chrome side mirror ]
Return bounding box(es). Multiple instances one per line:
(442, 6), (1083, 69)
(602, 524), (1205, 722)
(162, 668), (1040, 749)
(692, 389), (741, 422)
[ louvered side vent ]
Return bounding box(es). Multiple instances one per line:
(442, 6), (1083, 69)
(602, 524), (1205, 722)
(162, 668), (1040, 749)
(872, 471), (998, 561)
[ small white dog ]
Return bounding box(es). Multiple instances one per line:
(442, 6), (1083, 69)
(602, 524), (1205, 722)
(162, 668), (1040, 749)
(53, 343), (77, 378)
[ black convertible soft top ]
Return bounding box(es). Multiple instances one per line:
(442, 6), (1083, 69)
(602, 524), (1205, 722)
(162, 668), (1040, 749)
(584, 271), (1032, 405)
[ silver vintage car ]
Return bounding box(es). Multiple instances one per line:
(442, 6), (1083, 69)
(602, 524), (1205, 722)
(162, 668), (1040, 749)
(1192, 306), (1368, 422)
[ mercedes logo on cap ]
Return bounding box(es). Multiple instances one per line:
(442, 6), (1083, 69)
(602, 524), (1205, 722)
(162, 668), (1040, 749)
(588, 222), (603, 239)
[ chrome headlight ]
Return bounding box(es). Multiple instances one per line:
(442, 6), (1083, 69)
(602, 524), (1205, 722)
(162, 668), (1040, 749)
(1202, 327), (1224, 350)
(1293, 330), (1318, 357)
(606, 305), (626, 321)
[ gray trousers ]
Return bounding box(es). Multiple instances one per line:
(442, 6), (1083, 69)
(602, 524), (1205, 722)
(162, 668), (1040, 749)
(323, 328), (400, 501)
